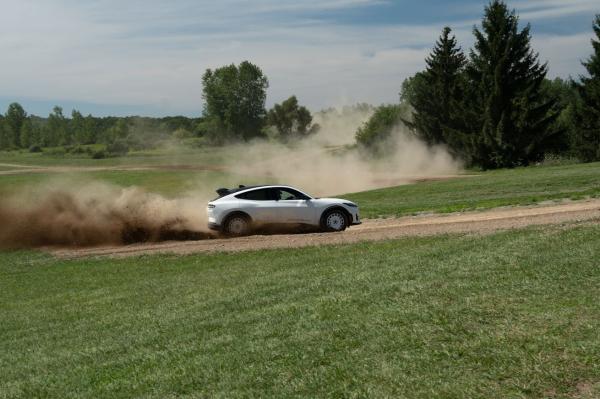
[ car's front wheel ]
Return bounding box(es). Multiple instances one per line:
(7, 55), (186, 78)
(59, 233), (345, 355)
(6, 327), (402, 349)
(223, 214), (251, 236)
(321, 209), (348, 232)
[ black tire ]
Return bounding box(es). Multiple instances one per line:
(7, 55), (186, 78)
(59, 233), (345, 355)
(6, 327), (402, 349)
(321, 209), (348, 232)
(223, 213), (251, 236)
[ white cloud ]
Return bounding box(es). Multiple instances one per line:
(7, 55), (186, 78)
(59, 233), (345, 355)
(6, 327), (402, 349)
(0, 0), (433, 113)
(0, 0), (595, 115)
(514, 0), (599, 20)
(533, 33), (591, 78)
(457, 0), (599, 21)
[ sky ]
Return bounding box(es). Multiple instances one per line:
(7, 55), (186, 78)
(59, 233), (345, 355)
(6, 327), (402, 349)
(0, 0), (598, 117)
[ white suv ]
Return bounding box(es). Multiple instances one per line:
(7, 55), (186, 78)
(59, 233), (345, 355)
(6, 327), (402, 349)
(207, 185), (361, 235)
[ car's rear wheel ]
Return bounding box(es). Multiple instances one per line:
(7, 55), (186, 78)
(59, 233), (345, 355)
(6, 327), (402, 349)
(223, 214), (251, 236)
(322, 209), (348, 232)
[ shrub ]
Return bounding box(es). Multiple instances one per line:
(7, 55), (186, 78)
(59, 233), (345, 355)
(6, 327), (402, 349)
(182, 137), (206, 148)
(44, 147), (66, 156)
(355, 104), (405, 150)
(106, 140), (129, 156)
(66, 145), (86, 154)
(172, 128), (193, 140)
(28, 145), (42, 153)
(91, 149), (106, 159)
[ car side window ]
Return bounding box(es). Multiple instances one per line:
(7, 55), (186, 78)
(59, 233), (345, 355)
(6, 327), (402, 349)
(236, 188), (272, 201)
(277, 188), (309, 200)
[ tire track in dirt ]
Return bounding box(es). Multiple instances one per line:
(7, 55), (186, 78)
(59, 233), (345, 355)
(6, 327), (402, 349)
(51, 199), (600, 259)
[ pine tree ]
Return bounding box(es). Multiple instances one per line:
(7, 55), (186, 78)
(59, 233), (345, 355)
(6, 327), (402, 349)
(466, 1), (559, 168)
(407, 27), (467, 151)
(573, 15), (600, 162)
(467, 0), (559, 168)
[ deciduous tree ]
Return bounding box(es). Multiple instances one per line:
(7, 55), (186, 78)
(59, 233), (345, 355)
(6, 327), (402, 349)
(45, 106), (68, 147)
(267, 96), (314, 141)
(202, 61), (269, 142)
(19, 118), (34, 149)
(355, 104), (407, 151)
(71, 110), (87, 144)
(5, 102), (27, 148)
(0, 116), (10, 150)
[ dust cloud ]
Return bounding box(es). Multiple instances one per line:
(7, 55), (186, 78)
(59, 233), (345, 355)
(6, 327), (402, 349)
(0, 107), (462, 249)
(0, 181), (213, 249)
(225, 107), (462, 196)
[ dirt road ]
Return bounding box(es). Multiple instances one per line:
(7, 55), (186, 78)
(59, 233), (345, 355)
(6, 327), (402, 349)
(51, 199), (600, 259)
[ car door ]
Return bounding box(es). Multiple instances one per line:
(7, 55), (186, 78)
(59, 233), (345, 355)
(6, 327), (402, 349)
(234, 188), (278, 224)
(270, 187), (314, 224)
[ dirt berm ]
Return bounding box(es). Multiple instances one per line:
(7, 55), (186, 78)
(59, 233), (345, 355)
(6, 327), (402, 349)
(50, 199), (600, 259)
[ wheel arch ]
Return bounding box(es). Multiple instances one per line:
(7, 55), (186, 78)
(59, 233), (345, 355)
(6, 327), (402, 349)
(319, 206), (352, 227)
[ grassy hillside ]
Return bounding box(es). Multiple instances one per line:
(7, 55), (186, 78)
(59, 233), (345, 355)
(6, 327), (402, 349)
(1, 224), (599, 398)
(1, 150), (599, 397)
(2, 147), (600, 215)
(347, 162), (600, 218)
(0, 169), (257, 198)
(0, 146), (228, 167)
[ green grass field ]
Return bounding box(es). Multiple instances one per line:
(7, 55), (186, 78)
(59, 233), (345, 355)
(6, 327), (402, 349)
(1, 224), (599, 398)
(0, 146), (228, 167)
(0, 169), (258, 198)
(346, 161), (600, 218)
(1, 150), (600, 397)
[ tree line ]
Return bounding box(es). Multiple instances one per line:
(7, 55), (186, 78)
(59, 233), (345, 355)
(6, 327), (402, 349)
(0, 104), (202, 156)
(0, 61), (317, 155)
(1, 1), (599, 168)
(357, 1), (600, 168)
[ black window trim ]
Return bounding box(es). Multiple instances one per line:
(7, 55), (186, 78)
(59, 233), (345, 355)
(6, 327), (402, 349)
(234, 186), (312, 201)
(235, 187), (274, 201)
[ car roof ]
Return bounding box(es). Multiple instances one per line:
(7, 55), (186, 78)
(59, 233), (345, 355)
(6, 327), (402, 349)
(214, 185), (305, 199)
(229, 185), (270, 194)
